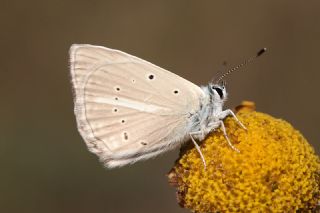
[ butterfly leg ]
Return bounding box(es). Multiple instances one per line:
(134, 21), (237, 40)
(218, 120), (240, 153)
(218, 109), (246, 130)
(189, 132), (207, 169)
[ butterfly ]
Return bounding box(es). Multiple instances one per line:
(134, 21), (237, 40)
(69, 44), (266, 168)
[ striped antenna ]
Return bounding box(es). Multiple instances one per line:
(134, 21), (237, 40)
(213, 48), (267, 83)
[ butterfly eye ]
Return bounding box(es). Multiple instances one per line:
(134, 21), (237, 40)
(214, 87), (223, 99)
(212, 87), (223, 99)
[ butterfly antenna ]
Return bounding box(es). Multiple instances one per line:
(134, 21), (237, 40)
(214, 48), (267, 83)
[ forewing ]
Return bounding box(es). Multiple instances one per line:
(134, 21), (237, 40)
(70, 44), (204, 167)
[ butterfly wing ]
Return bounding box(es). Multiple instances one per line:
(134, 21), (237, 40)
(70, 44), (204, 168)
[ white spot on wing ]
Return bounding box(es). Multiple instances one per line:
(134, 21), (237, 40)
(93, 97), (170, 113)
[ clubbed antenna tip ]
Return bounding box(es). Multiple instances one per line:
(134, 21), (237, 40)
(213, 47), (267, 83)
(257, 48), (267, 57)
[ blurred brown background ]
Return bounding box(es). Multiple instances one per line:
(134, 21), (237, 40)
(1, 1), (319, 212)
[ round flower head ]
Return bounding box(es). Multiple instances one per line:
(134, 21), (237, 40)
(168, 101), (320, 212)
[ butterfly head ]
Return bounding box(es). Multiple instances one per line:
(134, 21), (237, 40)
(208, 81), (227, 102)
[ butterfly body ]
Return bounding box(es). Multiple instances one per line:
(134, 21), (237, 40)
(70, 44), (242, 168)
(188, 84), (227, 140)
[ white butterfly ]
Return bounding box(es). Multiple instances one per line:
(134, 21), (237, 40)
(69, 44), (265, 168)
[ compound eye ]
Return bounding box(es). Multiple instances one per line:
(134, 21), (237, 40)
(213, 87), (223, 99)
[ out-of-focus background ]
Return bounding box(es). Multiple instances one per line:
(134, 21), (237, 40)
(1, 1), (319, 212)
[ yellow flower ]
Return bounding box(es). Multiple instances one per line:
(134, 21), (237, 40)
(168, 101), (320, 212)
